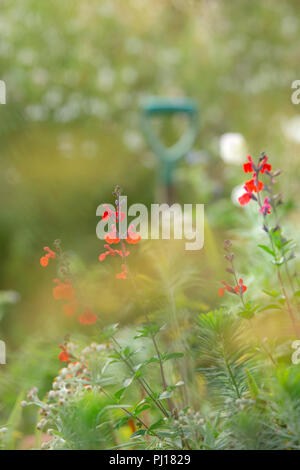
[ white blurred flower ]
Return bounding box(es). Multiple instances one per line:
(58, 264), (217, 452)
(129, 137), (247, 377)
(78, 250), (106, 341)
(0, 290), (21, 304)
(97, 66), (115, 92)
(87, 98), (109, 118)
(98, 2), (115, 18)
(82, 140), (97, 159)
(125, 37), (143, 55)
(17, 48), (36, 66)
(114, 92), (131, 109)
(282, 116), (300, 143)
(32, 68), (49, 86)
(123, 130), (143, 151)
(26, 104), (48, 121)
(220, 133), (247, 165)
(57, 134), (73, 158)
(44, 88), (63, 109)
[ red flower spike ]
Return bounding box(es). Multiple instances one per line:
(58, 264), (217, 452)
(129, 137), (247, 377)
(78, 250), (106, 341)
(99, 244), (129, 262)
(218, 280), (236, 296)
(40, 246), (56, 267)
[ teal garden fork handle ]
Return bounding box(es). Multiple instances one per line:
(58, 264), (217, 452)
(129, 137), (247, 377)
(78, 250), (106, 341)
(141, 97), (199, 190)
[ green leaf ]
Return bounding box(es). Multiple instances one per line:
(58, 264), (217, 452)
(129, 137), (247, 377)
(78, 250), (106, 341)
(246, 369), (259, 399)
(114, 388), (125, 400)
(258, 244), (275, 256)
(163, 352), (184, 361)
(238, 309), (255, 320)
(258, 304), (281, 312)
(148, 418), (164, 432)
(262, 289), (279, 298)
(130, 430), (146, 438)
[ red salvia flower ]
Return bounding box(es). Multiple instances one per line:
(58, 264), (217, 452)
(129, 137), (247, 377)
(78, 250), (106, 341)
(126, 225), (141, 244)
(116, 264), (128, 280)
(234, 278), (247, 294)
(58, 345), (71, 363)
(62, 300), (78, 317)
(259, 197), (272, 215)
(218, 280), (236, 296)
(238, 189), (252, 206)
(99, 244), (129, 262)
(100, 190), (140, 279)
(78, 307), (98, 325)
(40, 246), (56, 267)
(53, 279), (75, 300)
(105, 225), (120, 244)
(243, 155), (254, 173)
(244, 178), (264, 193)
(259, 156), (272, 174)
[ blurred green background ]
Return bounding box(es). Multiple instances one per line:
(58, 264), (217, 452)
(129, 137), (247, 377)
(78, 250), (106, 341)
(1, 0), (300, 446)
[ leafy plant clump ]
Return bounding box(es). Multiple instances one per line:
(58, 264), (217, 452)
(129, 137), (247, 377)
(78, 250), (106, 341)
(11, 156), (300, 450)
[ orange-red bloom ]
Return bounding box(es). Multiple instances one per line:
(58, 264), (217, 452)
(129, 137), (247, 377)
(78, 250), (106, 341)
(99, 244), (129, 262)
(116, 264), (128, 280)
(243, 156), (254, 173)
(126, 225), (141, 244)
(244, 178), (264, 193)
(234, 278), (247, 294)
(218, 280), (236, 296)
(238, 190), (252, 206)
(58, 345), (70, 363)
(40, 256), (49, 267)
(78, 308), (98, 325)
(53, 279), (75, 300)
(105, 226), (120, 244)
(62, 300), (78, 317)
(40, 246), (56, 267)
(259, 156), (272, 174)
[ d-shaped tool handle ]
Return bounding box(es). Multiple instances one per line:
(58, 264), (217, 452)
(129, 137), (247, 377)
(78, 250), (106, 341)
(141, 97), (199, 184)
